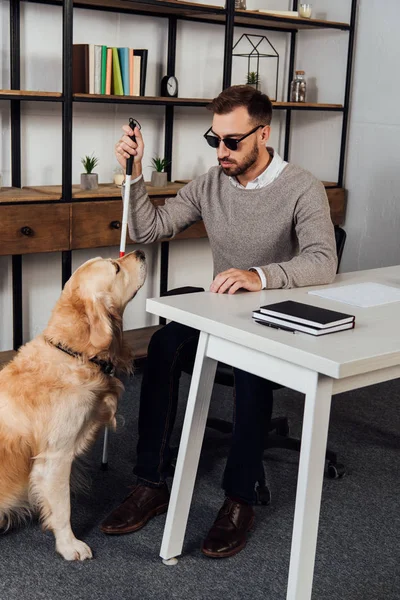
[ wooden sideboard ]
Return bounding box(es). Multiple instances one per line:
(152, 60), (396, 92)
(0, 181), (346, 367)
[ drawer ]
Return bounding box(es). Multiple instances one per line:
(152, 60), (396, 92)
(71, 200), (208, 250)
(0, 204), (70, 256)
(71, 200), (135, 250)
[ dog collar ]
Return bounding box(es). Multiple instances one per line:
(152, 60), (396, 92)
(46, 339), (116, 377)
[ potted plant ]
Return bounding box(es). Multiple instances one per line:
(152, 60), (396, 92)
(80, 153), (99, 190)
(246, 71), (260, 90)
(150, 156), (169, 187)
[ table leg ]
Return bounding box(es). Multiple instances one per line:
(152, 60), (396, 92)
(286, 374), (333, 600)
(160, 331), (217, 563)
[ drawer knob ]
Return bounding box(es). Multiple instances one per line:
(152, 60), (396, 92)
(110, 220), (121, 230)
(21, 226), (34, 237)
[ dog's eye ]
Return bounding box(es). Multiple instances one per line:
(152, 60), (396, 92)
(113, 262), (120, 274)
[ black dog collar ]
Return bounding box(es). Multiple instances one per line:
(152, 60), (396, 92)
(46, 339), (116, 377)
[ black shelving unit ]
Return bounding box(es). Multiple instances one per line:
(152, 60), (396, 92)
(4, 0), (357, 350)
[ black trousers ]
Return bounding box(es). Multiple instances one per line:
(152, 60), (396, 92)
(134, 321), (274, 504)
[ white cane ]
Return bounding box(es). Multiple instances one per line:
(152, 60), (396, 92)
(101, 117), (141, 470)
(120, 117), (141, 257)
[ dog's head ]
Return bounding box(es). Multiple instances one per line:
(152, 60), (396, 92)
(45, 250), (146, 365)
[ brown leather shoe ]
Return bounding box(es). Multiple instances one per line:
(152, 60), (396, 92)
(100, 483), (169, 535)
(201, 497), (254, 558)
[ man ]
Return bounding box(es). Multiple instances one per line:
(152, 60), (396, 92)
(100, 85), (337, 557)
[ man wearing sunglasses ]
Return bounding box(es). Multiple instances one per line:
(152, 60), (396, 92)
(101, 85), (337, 558)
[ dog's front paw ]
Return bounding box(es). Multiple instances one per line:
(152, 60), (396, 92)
(56, 538), (93, 561)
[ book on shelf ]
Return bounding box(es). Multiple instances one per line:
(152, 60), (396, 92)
(94, 45), (103, 94)
(72, 44), (89, 93)
(72, 43), (148, 97)
(258, 300), (355, 328)
(134, 49), (148, 96)
(118, 47), (130, 96)
(105, 48), (112, 94)
(112, 47), (124, 95)
(129, 49), (134, 96)
(100, 45), (107, 94)
(252, 310), (355, 336)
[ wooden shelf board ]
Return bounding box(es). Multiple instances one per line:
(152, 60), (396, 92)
(273, 102), (343, 110)
(0, 350), (16, 370)
(19, 182), (186, 201)
(73, 94), (343, 111)
(234, 9), (350, 31)
(124, 325), (163, 361)
(0, 327), (160, 370)
(35, 0), (350, 30)
(74, 93), (211, 106)
(0, 89), (62, 100)
(0, 327), (162, 370)
(0, 187), (62, 203)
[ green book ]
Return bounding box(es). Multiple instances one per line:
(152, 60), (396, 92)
(101, 45), (107, 94)
(112, 47), (123, 95)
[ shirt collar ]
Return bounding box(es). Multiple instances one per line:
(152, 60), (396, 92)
(229, 147), (287, 190)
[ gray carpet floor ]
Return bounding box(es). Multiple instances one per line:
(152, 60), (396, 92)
(0, 371), (399, 600)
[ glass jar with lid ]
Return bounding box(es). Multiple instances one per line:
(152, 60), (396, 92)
(290, 70), (307, 102)
(235, 0), (246, 9)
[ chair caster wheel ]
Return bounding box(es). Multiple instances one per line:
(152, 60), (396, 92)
(327, 462), (346, 479)
(256, 485), (271, 506)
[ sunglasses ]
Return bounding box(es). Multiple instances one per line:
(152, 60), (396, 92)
(203, 124), (265, 151)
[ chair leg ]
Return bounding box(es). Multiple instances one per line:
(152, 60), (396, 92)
(101, 426), (109, 470)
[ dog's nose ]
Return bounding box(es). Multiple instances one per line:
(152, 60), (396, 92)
(135, 249), (146, 262)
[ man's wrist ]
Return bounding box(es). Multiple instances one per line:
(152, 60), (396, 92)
(249, 267), (267, 289)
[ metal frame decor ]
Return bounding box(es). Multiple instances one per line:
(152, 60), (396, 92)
(232, 33), (279, 100)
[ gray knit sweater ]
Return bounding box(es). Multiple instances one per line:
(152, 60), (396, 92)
(127, 164), (337, 289)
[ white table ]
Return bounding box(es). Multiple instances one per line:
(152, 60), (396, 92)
(146, 266), (400, 599)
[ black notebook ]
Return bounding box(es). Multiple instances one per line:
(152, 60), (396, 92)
(259, 300), (355, 329)
(252, 310), (355, 336)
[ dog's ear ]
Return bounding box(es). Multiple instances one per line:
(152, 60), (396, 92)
(85, 294), (115, 352)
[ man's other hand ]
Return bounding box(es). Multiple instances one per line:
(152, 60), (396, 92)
(210, 269), (262, 294)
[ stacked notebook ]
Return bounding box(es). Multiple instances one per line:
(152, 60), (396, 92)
(252, 300), (355, 336)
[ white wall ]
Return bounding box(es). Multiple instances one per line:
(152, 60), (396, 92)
(340, 0), (400, 272)
(0, 0), (379, 351)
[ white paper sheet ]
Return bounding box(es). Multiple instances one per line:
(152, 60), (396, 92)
(308, 282), (400, 308)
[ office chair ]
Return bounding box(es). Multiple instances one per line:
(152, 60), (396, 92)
(166, 225), (347, 503)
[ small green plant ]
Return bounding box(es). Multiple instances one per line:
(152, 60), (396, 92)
(150, 156), (169, 173)
(246, 71), (260, 86)
(81, 154), (99, 174)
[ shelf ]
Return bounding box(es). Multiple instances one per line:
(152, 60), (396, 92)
(73, 93), (211, 106)
(124, 325), (163, 361)
(28, 0), (350, 31)
(0, 187), (62, 204)
(0, 326), (160, 369)
(0, 89), (343, 112)
(0, 350), (16, 370)
(0, 89), (63, 101)
(0, 182), (186, 204)
(74, 94), (343, 111)
(234, 9), (350, 31)
(273, 102), (343, 111)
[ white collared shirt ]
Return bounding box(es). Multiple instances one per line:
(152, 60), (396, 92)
(229, 147), (287, 190)
(229, 147), (288, 289)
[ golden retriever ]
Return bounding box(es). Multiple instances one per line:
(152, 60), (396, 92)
(0, 250), (146, 560)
